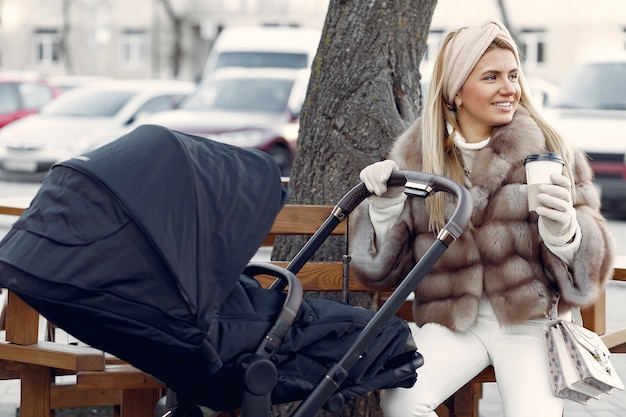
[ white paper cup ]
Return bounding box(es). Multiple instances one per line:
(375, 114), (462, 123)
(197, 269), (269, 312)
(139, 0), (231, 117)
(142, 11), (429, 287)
(524, 152), (564, 212)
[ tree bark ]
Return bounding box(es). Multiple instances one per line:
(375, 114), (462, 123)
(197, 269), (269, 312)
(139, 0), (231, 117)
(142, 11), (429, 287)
(271, 1), (436, 416)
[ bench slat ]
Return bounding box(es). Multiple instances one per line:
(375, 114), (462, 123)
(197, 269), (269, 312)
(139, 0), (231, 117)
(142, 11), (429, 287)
(0, 338), (104, 371)
(78, 364), (165, 390)
(51, 383), (121, 409)
(261, 204), (345, 246)
(602, 328), (626, 353)
(268, 205), (345, 235)
(0, 204), (26, 216)
(614, 256), (626, 281)
(256, 261), (371, 291)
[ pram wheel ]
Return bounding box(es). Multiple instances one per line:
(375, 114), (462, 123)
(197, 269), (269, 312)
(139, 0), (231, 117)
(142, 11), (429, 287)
(154, 395), (204, 417)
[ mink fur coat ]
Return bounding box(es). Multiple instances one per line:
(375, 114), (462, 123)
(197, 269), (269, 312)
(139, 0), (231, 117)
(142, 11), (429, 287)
(349, 106), (615, 332)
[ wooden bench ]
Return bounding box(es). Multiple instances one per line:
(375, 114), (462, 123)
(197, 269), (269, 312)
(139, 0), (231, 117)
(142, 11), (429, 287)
(0, 285), (125, 417)
(1, 202), (625, 417)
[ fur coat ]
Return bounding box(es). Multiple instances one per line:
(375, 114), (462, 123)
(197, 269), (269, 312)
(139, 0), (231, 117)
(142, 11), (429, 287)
(349, 106), (615, 332)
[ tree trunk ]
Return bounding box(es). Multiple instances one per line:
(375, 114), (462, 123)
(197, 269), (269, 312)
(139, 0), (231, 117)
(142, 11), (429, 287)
(157, 0), (184, 77)
(271, 0), (436, 416)
(60, 0), (74, 75)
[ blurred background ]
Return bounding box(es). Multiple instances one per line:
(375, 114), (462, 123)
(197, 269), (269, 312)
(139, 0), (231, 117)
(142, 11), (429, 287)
(0, 0), (624, 223)
(0, 0), (623, 82)
(0, 2), (625, 416)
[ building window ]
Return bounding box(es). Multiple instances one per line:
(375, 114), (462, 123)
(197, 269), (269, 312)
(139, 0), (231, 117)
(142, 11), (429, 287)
(519, 29), (546, 68)
(121, 29), (147, 69)
(423, 29), (444, 72)
(33, 29), (60, 66)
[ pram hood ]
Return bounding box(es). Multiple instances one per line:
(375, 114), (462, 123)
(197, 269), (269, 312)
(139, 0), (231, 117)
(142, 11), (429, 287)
(1, 124), (288, 333)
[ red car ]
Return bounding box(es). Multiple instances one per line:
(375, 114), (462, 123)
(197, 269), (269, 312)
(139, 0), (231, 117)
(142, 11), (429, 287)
(138, 68), (310, 177)
(0, 72), (60, 129)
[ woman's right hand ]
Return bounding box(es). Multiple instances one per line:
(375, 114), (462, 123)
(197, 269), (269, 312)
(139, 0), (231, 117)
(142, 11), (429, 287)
(359, 160), (404, 197)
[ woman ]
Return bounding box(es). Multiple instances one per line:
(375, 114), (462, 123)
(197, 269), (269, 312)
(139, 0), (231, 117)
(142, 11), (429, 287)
(348, 19), (615, 417)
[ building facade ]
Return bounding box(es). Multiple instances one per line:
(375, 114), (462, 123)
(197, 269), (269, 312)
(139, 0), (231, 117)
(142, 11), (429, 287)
(0, 0), (329, 81)
(427, 0), (626, 83)
(0, 0), (624, 84)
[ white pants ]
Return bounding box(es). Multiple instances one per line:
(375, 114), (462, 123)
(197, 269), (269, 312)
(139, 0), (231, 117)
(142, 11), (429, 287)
(380, 298), (567, 417)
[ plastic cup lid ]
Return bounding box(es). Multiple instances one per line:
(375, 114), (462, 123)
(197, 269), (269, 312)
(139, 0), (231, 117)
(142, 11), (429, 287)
(524, 152), (564, 165)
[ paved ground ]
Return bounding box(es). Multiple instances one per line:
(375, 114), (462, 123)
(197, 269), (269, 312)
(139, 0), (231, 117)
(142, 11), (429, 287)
(0, 261), (624, 416)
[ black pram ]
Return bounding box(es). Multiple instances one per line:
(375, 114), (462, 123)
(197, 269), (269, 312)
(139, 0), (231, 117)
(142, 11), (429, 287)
(0, 124), (471, 417)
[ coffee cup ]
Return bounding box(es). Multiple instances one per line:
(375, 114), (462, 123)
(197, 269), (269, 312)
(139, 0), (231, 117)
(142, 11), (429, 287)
(524, 152), (564, 212)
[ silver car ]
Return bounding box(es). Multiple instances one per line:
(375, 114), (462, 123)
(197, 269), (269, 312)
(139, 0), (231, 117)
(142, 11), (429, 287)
(0, 79), (194, 182)
(544, 55), (626, 217)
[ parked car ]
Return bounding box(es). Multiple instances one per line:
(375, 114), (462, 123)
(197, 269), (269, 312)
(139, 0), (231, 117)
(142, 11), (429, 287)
(0, 79), (194, 182)
(544, 55), (626, 216)
(138, 68), (310, 176)
(525, 77), (557, 108)
(0, 71), (60, 129)
(201, 26), (320, 79)
(47, 75), (112, 94)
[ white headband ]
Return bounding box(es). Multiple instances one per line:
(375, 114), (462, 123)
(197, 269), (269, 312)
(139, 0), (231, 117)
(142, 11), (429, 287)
(442, 19), (520, 107)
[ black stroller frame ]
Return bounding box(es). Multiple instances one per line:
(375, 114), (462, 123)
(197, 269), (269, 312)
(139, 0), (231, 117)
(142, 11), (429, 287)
(161, 170), (472, 417)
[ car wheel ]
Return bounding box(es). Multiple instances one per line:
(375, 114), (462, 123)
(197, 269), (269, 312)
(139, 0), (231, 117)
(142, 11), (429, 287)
(269, 146), (292, 177)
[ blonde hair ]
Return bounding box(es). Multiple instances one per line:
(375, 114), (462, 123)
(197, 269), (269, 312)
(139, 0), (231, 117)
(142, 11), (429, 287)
(421, 29), (576, 232)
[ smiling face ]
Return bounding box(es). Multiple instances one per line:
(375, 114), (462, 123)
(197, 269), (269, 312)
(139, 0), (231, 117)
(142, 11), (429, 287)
(454, 47), (521, 143)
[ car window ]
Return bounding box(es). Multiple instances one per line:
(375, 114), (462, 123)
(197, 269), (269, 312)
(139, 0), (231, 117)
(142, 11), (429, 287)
(0, 83), (19, 113)
(19, 82), (55, 110)
(214, 52), (309, 70)
(183, 78), (294, 113)
(286, 76), (309, 117)
(129, 94), (187, 124)
(552, 62), (626, 110)
(43, 90), (135, 117)
(136, 94), (184, 114)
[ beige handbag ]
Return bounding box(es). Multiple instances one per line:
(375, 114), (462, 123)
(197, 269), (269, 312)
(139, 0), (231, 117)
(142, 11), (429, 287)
(544, 294), (624, 404)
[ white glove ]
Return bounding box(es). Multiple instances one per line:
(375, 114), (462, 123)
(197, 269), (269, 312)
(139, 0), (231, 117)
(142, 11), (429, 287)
(359, 160), (404, 198)
(536, 173), (577, 245)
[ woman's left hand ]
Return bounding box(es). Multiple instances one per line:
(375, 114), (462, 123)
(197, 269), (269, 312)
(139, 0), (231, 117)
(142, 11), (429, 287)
(536, 173), (577, 244)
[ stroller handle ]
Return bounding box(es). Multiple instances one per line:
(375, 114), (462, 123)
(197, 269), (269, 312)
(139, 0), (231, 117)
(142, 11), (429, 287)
(243, 263), (303, 357)
(335, 170), (472, 240)
(289, 171), (473, 417)
(275, 170), (472, 290)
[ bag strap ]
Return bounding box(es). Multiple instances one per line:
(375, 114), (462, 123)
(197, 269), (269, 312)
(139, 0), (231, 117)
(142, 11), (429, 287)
(548, 292), (560, 320)
(572, 306), (583, 326)
(548, 292), (583, 325)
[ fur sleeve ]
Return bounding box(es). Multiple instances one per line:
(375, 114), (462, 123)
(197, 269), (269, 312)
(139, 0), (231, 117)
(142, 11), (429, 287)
(348, 118), (426, 289)
(542, 148), (615, 307)
(348, 201), (416, 289)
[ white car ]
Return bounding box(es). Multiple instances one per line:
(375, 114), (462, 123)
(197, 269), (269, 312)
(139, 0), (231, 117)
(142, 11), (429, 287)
(202, 26), (321, 78)
(543, 55), (626, 217)
(0, 79), (195, 182)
